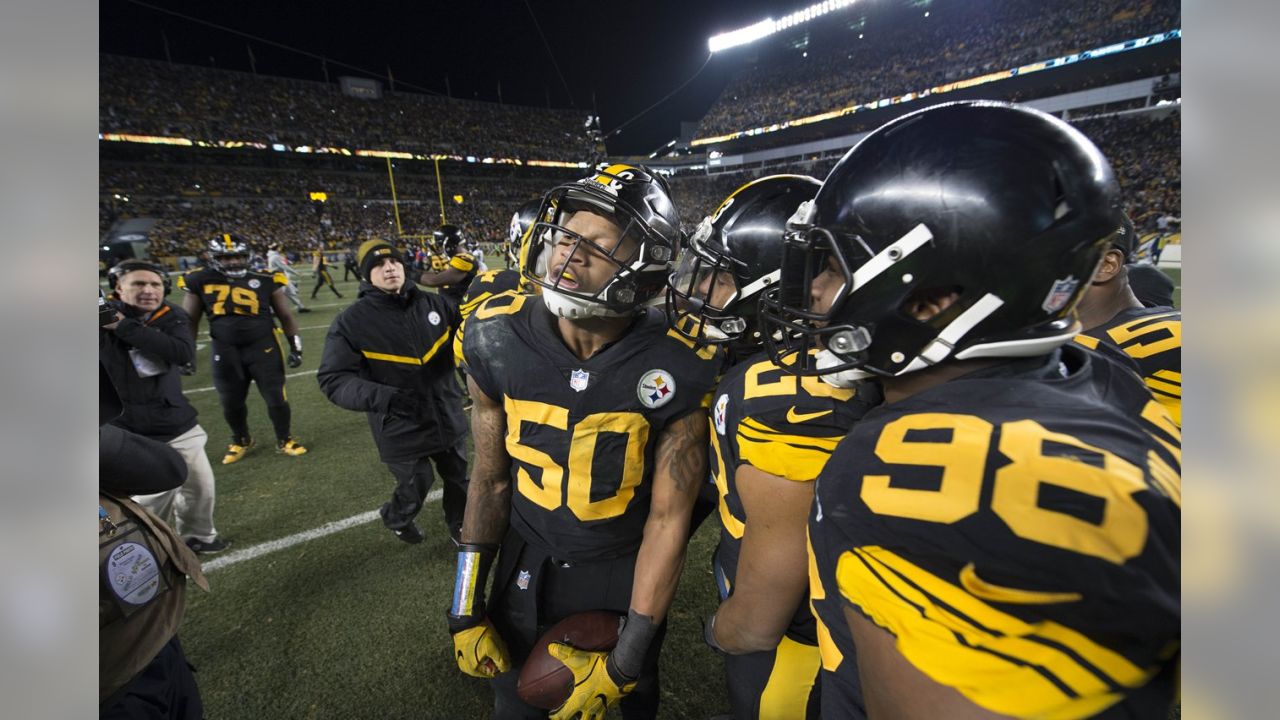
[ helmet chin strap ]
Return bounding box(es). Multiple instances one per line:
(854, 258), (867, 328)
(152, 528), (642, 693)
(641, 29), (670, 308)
(815, 349), (874, 388)
(542, 287), (631, 319)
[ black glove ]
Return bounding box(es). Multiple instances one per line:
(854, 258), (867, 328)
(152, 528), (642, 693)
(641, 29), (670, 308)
(178, 361), (196, 376)
(387, 390), (428, 420)
(287, 335), (303, 368)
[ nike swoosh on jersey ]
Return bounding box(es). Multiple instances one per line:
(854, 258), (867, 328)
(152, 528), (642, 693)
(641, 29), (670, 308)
(959, 563), (1083, 605)
(786, 407), (833, 423)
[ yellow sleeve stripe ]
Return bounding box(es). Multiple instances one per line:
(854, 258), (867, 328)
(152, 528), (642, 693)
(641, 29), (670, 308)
(360, 330), (452, 366)
(835, 547), (1156, 719)
(737, 417), (842, 481)
(460, 291), (493, 319)
(453, 321), (466, 366)
(450, 255), (475, 272)
(1145, 377), (1182, 398)
(272, 272), (289, 286)
(1072, 334), (1101, 350)
(1146, 451), (1182, 507)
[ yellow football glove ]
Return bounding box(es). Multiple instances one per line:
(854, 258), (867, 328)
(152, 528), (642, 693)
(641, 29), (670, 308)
(451, 618), (511, 678)
(546, 642), (637, 720)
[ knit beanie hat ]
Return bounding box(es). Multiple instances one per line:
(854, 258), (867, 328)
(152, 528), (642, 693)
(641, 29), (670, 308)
(357, 239), (399, 281)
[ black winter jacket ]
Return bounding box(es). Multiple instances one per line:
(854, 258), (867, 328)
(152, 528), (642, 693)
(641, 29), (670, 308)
(99, 301), (199, 442)
(317, 282), (468, 462)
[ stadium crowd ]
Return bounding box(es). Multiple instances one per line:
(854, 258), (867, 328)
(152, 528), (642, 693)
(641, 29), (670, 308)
(101, 168), (564, 258)
(100, 54), (600, 161)
(699, 0), (1181, 137)
(670, 110), (1180, 230)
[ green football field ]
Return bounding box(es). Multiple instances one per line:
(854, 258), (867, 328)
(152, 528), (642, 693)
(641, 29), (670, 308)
(170, 274), (725, 719)
(154, 265), (1181, 719)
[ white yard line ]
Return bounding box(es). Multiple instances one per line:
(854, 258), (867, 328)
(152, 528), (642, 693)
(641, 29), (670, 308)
(202, 489), (444, 572)
(185, 368), (318, 393)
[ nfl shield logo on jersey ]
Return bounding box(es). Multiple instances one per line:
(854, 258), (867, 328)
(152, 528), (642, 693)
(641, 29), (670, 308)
(570, 369), (590, 392)
(516, 570), (531, 591)
(637, 369), (676, 409)
(1041, 275), (1080, 313)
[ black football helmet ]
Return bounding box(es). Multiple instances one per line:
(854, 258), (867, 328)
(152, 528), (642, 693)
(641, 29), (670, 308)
(433, 224), (466, 256)
(107, 259), (172, 296)
(207, 233), (252, 278)
(524, 163), (681, 318)
(760, 101), (1123, 384)
(666, 175), (820, 355)
(507, 197), (543, 270)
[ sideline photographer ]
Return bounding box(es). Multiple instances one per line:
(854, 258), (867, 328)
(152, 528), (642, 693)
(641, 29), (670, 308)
(100, 260), (229, 554)
(100, 365), (210, 718)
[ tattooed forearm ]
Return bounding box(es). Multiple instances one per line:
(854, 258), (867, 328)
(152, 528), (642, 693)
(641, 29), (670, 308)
(460, 378), (511, 545)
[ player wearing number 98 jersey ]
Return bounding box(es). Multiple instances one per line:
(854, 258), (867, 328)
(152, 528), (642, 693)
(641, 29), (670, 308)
(183, 234), (307, 464)
(761, 102), (1180, 718)
(447, 164), (725, 719)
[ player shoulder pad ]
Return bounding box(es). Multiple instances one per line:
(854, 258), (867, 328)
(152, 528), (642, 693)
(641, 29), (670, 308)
(271, 271), (289, 286)
(179, 267), (208, 291)
(450, 253), (476, 272)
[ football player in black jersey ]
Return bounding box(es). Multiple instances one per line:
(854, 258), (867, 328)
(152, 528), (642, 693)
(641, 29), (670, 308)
(310, 245), (343, 299)
(419, 224), (479, 305)
(761, 102), (1180, 719)
(452, 197), (543, 367)
(667, 175), (879, 720)
(1074, 213), (1182, 425)
(446, 164), (723, 720)
(183, 234), (308, 463)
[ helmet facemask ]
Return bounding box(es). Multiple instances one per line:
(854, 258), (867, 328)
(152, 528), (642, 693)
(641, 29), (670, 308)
(524, 181), (674, 319)
(760, 223), (871, 379)
(665, 218), (750, 346)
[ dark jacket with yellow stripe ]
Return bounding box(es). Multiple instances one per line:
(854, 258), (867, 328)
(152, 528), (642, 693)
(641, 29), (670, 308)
(317, 282), (467, 461)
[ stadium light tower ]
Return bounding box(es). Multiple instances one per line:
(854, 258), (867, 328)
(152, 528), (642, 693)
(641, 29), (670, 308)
(708, 0), (859, 53)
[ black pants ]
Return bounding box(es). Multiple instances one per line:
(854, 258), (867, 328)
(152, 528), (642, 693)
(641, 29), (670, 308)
(380, 441), (468, 534)
(487, 533), (665, 719)
(100, 636), (203, 720)
(211, 335), (291, 444)
(343, 263), (358, 281)
(311, 269), (341, 298)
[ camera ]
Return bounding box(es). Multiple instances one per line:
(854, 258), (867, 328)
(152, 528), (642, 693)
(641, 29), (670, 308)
(99, 289), (123, 327)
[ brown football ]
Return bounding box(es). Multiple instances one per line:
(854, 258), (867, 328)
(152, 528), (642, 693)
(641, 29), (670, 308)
(516, 610), (622, 710)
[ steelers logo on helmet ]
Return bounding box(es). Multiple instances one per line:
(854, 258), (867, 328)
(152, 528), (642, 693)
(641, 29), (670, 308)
(637, 369), (677, 409)
(760, 101), (1123, 386)
(207, 233), (252, 278)
(665, 174), (820, 356)
(507, 196), (543, 273)
(523, 164), (680, 319)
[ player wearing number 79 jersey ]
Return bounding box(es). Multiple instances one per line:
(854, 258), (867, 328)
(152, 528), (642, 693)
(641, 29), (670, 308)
(182, 234), (307, 464)
(761, 102), (1180, 719)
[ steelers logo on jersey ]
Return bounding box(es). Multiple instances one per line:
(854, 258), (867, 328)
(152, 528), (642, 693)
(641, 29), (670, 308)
(713, 393), (729, 435)
(248, 278), (261, 289)
(428, 311), (442, 326)
(637, 369), (676, 409)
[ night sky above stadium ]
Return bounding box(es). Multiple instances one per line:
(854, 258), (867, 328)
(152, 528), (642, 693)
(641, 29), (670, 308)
(101, 0), (787, 155)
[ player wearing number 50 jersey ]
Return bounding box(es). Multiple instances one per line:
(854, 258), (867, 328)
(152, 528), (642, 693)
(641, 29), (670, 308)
(762, 102), (1180, 719)
(183, 234), (308, 464)
(666, 174), (880, 720)
(447, 164), (723, 720)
